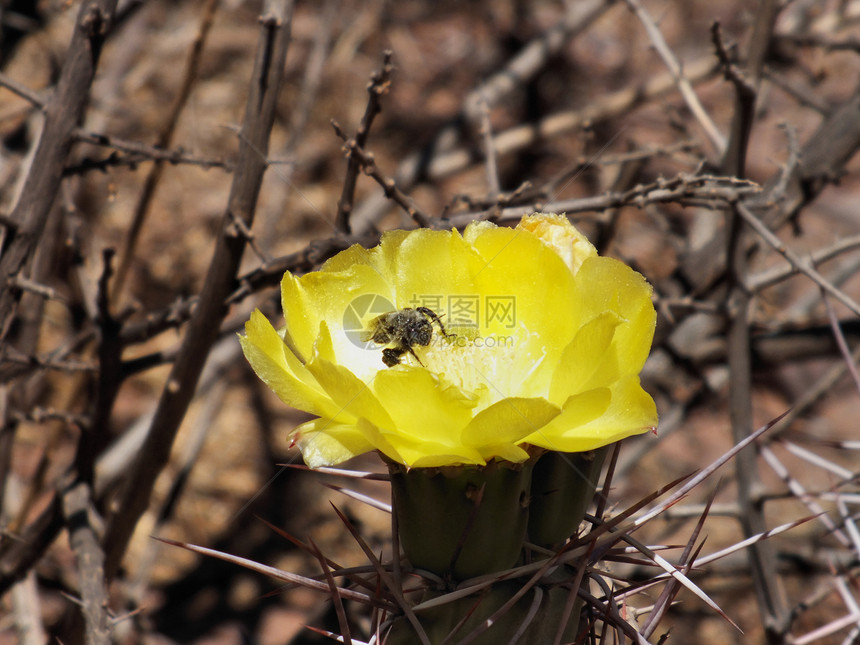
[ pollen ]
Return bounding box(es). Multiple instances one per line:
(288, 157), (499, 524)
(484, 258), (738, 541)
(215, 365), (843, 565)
(420, 325), (544, 407)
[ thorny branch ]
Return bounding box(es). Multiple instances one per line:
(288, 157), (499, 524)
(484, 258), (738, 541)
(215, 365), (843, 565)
(333, 123), (433, 228)
(70, 129), (230, 173)
(101, 0), (295, 578)
(622, 0), (725, 156)
(118, 172), (762, 344)
(3, 2), (860, 643)
(719, 1), (790, 637)
(334, 50), (394, 234)
(0, 0), (119, 338)
(110, 0), (221, 303)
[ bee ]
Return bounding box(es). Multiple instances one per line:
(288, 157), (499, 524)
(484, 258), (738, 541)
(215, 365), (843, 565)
(362, 306), (455, 367)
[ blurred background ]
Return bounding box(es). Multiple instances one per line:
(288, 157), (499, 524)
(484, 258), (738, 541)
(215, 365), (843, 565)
(1, 0), (859, 643)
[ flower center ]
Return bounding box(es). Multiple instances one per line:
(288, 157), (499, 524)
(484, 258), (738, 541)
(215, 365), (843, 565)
(418, 326), (545, 407)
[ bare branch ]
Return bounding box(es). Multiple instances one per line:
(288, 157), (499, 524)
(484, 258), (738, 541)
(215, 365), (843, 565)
(623, 0), (725, 156)
(101, 0), (295, 578)
(0, 72), (45, 108)
(0, 0), (120, 339)
(333, 123), (433, 228)
(110, 0), (221, 305)
(62, 482), (111, 645)
(735, 201), (860, 317)
(69, 130), (229, 172)
(334, 50), (394, 234)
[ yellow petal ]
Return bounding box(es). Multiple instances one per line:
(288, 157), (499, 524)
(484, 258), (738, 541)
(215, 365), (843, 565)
(318, 242), (374, 273)
(282, 264), (396, 370)
(462, 397), (560, 461)
(467, 223), (578, 348)
(520, 388), (611, 450)
(525, 377), (655, 452)
(278, 320), (392, 430)
(549, 311), (624, 402)
(387, 228), (483, 315)
(279, 272), (315, 364)
(292, 418), (375, 468)
(371, 228), (412, 275)
(357, 418), (486, 467)
(385, 435), (487, 468)
(312, 319), (337, 363)
(372, 367), (477, 444)
(572, 256), (656, 375)
(486, 443), (532, 463)
(516, 213), (597, 274)
(239, 310), (342, 419)
(345, 418), (404, 465)
(305, 356), (396, 432)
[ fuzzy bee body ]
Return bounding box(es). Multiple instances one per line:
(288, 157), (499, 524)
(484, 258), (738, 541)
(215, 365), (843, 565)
(363, 307), (453, 367)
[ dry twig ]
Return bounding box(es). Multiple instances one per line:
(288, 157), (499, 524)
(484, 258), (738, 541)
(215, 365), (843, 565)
(101, 0), (295, 578)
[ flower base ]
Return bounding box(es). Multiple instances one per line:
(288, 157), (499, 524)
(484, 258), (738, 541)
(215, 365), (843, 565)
(528, 446), (609, 548)
(387, 457), (535, 582)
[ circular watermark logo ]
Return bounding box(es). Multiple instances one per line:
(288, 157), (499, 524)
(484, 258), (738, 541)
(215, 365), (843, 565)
(342, 293), (396, 349)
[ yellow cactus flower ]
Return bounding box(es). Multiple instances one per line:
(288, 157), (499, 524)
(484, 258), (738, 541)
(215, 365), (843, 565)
(240, 213), (657, 468)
